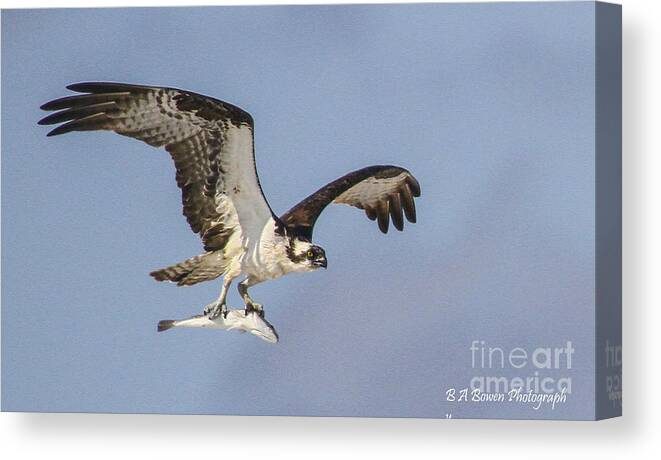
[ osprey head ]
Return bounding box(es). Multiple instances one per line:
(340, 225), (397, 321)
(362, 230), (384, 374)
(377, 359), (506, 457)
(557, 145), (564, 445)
(287, 238), (327, 271)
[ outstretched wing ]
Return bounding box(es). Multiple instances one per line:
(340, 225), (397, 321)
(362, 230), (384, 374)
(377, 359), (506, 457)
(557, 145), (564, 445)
(280, 165), (421, 240)
(39, 82), (275, 252)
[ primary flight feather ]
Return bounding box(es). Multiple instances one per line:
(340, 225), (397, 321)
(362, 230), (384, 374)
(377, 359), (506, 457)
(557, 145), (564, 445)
(39, 82), (421, 321)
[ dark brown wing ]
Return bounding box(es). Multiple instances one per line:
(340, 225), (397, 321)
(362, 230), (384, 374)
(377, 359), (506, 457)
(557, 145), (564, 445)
(280, 165), (421, 240)
(39, 82), (275, 252)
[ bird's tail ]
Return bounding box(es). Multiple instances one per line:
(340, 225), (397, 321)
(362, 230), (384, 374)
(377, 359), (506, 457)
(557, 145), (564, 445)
(150, 252), (225, 286)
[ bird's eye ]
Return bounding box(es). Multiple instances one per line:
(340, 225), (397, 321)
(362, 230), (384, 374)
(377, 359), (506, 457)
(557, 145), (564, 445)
(307, 250), (314, 258)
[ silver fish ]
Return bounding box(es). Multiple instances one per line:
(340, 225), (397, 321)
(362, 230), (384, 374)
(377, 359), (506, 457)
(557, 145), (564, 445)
(157, 309), (279, 343)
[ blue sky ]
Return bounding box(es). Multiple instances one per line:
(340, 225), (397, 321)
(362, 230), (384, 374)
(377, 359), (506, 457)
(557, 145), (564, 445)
(2, 2), (596, 419)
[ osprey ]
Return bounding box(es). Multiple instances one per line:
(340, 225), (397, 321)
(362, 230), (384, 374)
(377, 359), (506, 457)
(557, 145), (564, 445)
(39, 82), (421, 320)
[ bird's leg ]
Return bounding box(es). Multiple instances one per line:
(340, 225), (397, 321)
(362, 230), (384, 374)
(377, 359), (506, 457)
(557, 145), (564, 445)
(204, 277), (233, 319)
(238, 278), (264, 317)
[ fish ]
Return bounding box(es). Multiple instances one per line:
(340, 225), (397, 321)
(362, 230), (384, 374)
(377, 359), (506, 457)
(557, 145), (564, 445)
(157, 309), (279, 343)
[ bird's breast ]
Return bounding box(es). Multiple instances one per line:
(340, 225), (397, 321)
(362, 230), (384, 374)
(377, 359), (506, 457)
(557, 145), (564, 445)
(239, 221), (290, 281)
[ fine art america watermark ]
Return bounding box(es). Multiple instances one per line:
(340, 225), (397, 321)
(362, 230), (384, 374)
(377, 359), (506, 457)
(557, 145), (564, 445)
(605, 340), (622, 407)
(445, 340), (575, 411)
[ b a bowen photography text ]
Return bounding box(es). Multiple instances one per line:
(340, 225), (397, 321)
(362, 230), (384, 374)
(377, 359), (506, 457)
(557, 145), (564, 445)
(444, 340), (575, 412)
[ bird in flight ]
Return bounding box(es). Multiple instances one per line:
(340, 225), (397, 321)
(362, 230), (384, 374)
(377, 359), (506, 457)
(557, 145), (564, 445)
(39, 82), (421, 321)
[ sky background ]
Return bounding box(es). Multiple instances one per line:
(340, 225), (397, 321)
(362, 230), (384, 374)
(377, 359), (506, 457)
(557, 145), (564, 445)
(2, 2), (596, 419)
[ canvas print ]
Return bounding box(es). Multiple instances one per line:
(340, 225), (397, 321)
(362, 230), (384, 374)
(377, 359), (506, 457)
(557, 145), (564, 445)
(1, 2), (621, 420)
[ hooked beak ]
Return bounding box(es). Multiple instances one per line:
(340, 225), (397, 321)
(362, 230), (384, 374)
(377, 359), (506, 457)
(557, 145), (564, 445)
(313, 257), (327, 269)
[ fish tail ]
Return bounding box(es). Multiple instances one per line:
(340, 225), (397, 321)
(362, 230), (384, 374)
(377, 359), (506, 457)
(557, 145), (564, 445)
(157, 320), (176, 332)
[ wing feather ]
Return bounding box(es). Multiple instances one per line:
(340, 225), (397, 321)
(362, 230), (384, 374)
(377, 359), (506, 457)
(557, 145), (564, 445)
(280, 165), (421, 240)
(400, 182), (417, 223)
(39, 82), (273, 252)
(389, 193), (404, 231)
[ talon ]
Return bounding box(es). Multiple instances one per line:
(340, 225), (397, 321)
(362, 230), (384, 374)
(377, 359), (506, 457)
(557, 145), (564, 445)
(245, 303), (264, 318)
(204, 302), (227, 320)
